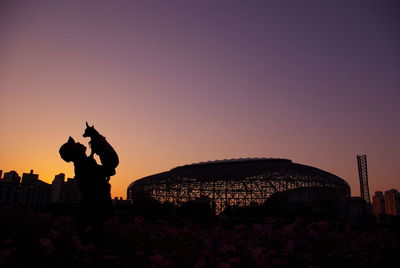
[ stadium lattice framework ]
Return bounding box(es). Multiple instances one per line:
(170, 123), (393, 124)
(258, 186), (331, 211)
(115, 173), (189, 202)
(128, 158), (350, 214)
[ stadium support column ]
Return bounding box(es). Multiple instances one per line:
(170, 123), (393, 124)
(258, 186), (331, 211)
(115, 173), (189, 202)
(357, 155), (371, 217)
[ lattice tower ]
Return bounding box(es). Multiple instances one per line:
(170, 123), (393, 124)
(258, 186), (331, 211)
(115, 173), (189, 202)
(357, 155), (371, 204)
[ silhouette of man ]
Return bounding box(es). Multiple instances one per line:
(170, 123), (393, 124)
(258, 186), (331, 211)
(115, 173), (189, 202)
(59, 136), (114, 242)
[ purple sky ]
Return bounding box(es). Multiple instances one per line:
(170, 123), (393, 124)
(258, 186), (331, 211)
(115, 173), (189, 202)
(1, 0), (399, 198)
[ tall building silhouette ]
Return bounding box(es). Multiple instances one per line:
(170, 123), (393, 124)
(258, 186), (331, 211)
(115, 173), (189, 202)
(372, 191), (386, 216)
(0, 170), (20, 204)
(50, 173), (79, 205)
(18, 170), (50, 207)
(384, 189), (400, 216)
(51, 173), (65, 203)
(21, 170), (39, 183)
(2, 170), (21, 183)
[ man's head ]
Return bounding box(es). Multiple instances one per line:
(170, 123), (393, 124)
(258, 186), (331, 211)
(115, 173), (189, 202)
(59, 136), (87, 162)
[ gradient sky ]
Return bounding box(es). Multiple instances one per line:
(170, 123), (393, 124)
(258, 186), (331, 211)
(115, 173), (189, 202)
(1, 0), (399, 199)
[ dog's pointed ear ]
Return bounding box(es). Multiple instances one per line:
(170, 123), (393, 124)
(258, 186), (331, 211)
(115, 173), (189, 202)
(68, 136), (75, 143)
(86, 122), (89, 128)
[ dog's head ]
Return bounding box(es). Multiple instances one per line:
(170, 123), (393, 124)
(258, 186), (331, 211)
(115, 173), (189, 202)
(83, 122), (99, 138)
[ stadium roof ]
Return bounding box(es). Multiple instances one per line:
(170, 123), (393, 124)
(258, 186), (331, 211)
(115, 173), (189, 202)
(172, 158), (291, 170)
(131, 158), (348, 188)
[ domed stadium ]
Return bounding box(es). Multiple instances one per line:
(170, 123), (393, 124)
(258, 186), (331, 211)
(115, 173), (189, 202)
(127, 158), (350, 215)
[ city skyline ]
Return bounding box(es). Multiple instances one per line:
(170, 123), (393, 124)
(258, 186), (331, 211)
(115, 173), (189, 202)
(1, 1), (399, 198)
(0, 169), (127, 208)
(1, 156), (399, 200)
(1, 166), (399, 211)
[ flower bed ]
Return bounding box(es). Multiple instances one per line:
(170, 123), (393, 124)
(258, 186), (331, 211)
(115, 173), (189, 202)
(0, 206), (399, 268)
